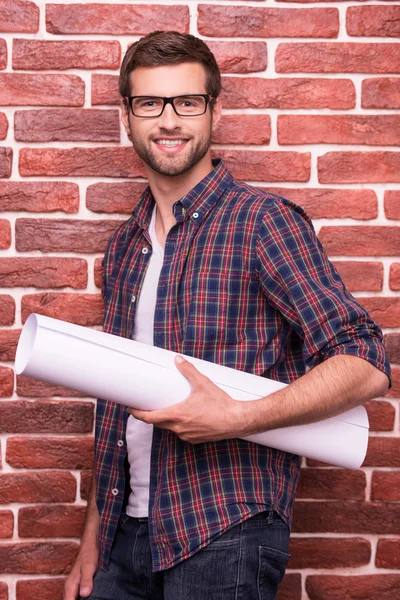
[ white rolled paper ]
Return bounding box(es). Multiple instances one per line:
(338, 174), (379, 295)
(15, 313), (369, 469)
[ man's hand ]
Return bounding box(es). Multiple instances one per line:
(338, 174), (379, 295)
(63, 533), (99, 599)
(128, 355), (249, 444)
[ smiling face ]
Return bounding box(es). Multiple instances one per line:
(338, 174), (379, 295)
(121, 62), (221, 178)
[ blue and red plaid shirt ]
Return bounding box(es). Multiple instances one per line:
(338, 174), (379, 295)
(96, 159), (390, 572)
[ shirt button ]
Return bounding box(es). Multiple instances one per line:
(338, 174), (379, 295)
(112, 488), (119, 496)
(142, 247), (149, 255)
(193, 212), (199, 219)
(117, 440), (124, 447)
(131, 295), (136, 303)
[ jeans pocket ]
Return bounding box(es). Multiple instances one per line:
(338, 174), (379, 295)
(257, 546), (291, 600)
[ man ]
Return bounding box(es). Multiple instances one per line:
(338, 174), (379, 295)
(64, 31), (390, 600)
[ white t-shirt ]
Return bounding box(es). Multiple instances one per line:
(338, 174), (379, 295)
(126, 204), (164, 517)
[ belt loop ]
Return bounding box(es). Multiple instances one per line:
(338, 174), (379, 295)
(267, 510), (274, 525)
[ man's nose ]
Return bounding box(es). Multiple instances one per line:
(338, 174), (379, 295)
(158, 102), (181, 130)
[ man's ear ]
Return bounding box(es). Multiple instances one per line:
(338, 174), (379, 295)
(211, 97), (222, 132)
(120, 99), (132, 140)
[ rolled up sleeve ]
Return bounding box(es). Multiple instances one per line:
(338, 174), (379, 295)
(256, 200), (391, 385)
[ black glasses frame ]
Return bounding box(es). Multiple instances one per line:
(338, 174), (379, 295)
(125, 94), (214, 118)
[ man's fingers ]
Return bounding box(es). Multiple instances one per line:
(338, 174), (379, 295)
(129, 407), (174, 425)
(174, 355), (208, 387)
(79, 563), (96, 597)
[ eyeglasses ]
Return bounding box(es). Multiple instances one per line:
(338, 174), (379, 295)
(125, 95), (214, 118)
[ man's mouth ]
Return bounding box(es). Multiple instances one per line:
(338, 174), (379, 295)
(152, 138), (189, 153)
(154, 139), (188, 147)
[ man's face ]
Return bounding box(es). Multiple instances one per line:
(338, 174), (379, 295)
(121, 63), (221, 177)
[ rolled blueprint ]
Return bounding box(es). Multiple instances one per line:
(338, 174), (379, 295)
(15, 313), (369, 469)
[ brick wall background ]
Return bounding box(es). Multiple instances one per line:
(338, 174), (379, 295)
(0, 0), (399, 598)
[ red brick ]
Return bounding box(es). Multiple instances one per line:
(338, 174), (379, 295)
(47, 3), (189, 34)
(276, 43), (400, 73)
(384, 333), (400, 364)
(276, 573), (301, 600)
(293, 501), (400, 533)
(356, 297), (400, 328)
(0, 400), (93, 433)
(0, 40), (6, 69)
(0, 148), (12, 178)
(364, 437), (400, 467)
(0, 219), (10, 248)
(289, 537), (370, 569)
(0, 542), (78, 574)
(319, 151), (400, 183)
(389, 263), (400, 290)
(0, 329), (20, 361)
(19, 147), (145, 178)
(87, 182), (147, 214)
(16, 578), (65, 600)
(0, 295), (15, 325)
(91, 74), (120, 106)
(15, 109), (120, 143)
(94, 258), (103, 289)
(21, 292), (104, 326)
(6, 437), (94, 469)
(278, 115), (400, 145)
(13, 39), (120, 70)
(385, 190), (400, 219)
(0, 0), (39, 33)
(0, 511), (13, 538)
(0, 257), (88, 288)
(347, 6), (400, 38)
(0, 472), (76, 503)
(306, 575), (400, 600)
(0, 367), (13, 398)
(296, 468), (365, 500)
(0, 112), (8, 139)
(319, 226), (400, 256)
(362, 78), (400, 109)
(80, 471), (92, 501)
(387, 367), (400, 398)
(262, 188), (377, 220)
(372, 471), (400, 502)
(213, 150), (310, 182)
(0, 582), (6, 600)
(376, 539), (400, 569)
(16, 218), (121, 253)
(0, 181), (79, 213)
(19, 505), (86, 538)
(0, 73), (84, 106)
(16, 375), (84, 398)
(198, 5), (339, 38)
(332, 261), (383, 292)
(365, 400), (395, 432)
(207, 41), (267, 74)
(213, 114), (271, 145)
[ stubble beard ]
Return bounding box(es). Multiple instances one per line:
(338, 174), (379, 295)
(130, 127), (212, 177)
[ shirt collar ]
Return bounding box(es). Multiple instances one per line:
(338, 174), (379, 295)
(131, 159), (234, 231)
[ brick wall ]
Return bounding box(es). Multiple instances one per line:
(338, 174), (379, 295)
(0, 1), (399, 599)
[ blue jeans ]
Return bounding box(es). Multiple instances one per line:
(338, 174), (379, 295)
(84, 511), (290, 600)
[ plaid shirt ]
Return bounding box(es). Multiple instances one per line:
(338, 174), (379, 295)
(96, 159), (390, 572)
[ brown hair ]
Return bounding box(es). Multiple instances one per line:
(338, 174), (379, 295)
(119, 31), (221, 102)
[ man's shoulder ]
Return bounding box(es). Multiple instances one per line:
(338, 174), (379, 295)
(226, 180), (312, 226)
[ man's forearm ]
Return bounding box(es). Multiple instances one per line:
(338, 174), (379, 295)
(241, 355), (389, 436)
(81, 472), (100, 545)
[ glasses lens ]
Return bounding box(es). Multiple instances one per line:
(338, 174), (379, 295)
(173, 96), (206, 116)
(132, 97), (164, 117)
